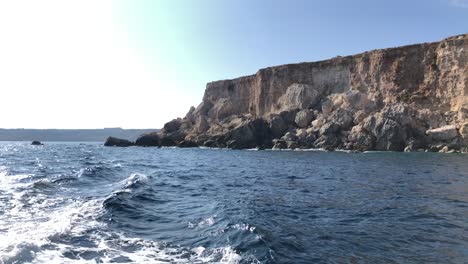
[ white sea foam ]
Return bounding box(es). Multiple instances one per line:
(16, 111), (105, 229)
(0, 166), (31, 188)
(122, 173), (148, 189)
(266, 147), (328, 152)
(232, 223), (256, 233)
(32, 229), (245, 264)
(0, 197), (104, 264)
(188, 215), (218, 229)
(0, 169), (246, 263)
(2, 195), (245, 263)
(198, 216), (216, 227)
(198, 146), (224, 150)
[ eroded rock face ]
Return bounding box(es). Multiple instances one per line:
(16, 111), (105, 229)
(224, 118), (272, 149)
(269, 115), (288, 138)
(178, 140), (198, 148)
(195, 116), (210, 133)
(328, 108), (354, 130)
(272, 139), (287, 149)
(295, 109), (314, 128)
(460, 123), (468, 144)
(314, 135), (340, 150)
(163, 119), (182, 133)
(426, 125), (458, 141)
(277, 83), (323, 111)
(320, 122), (340, 136)
(208, 98), (235, 120)
(141, 34), (467, 151)
(348, 125), (375, 151)
(372, 118), (407, 151)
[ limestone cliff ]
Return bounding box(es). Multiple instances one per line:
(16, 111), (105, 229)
(156, 34), (468, 152)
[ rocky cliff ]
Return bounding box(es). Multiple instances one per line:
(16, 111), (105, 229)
(151, 34), (468, 152)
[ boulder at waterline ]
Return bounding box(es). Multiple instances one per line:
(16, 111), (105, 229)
(104, 137), (134, 147)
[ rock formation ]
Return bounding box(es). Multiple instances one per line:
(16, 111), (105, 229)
(31, 141), (43, 146)
(135, 132), (161, 147)
(104, 137), (134, 147)
(153, 34), (468, 152)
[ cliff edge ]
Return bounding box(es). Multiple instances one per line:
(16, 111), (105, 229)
(151, 34), (468, 152)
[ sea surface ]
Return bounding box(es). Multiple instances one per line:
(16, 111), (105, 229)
(0, 142), (467, 264)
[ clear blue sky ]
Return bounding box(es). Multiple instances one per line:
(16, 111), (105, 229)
(116, 0), (468, 81)
(0, 0), (466, 128)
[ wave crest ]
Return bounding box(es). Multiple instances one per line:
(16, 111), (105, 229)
(102, 173), (151, 214)
(122, 173), (149, 191)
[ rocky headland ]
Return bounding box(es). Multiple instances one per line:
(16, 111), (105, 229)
(117, 34), (468, 152)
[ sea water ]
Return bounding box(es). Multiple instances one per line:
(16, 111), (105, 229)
(0, 142), (467, 263)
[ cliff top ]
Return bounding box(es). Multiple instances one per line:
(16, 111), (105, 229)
(206, 33), (467, 86)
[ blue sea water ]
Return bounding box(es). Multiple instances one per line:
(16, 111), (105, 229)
(0, 142), (467, 264)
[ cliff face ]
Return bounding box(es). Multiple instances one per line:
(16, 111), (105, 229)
(158, 34), (468, 152)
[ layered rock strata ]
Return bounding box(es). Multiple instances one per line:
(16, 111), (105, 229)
(144, 34), (468, 152)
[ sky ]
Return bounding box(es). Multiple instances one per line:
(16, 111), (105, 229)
(0, 0), (466, 129)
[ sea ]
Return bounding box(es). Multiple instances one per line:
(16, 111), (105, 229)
(0, 142), (467, 264)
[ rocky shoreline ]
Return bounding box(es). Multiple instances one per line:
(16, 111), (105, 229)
(106, 34), (468, 153)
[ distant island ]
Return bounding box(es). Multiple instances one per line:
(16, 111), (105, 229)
(0, 128), (158, 142)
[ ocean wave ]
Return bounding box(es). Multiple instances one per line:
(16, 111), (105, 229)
(0, 167), (32, 188)
(0, 167), (36, 212)
(76, 165), (115, 179)
(102, 173), (151, 214)
(32, 235), (247, 264)
(0, 199), (105, 264)
(0, 193), (248, 263)
(121, 173), (149, 190)
(31, 176), (78, 190)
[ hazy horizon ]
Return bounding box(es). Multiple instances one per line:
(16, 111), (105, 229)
(0, 127), (159, 130)
(1, 0), (467, 129)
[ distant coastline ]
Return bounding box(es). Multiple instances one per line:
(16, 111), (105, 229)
(0, 128), (158, 142)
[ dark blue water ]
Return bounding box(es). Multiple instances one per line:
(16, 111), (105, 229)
(0, 142), (467, 263)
